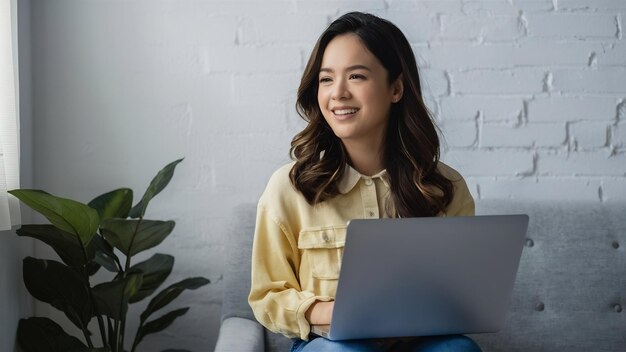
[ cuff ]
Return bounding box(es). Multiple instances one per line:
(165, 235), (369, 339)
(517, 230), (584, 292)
(295, 295), (334, 341)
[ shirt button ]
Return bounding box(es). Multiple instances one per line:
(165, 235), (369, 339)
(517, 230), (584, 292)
(364, 178), (373, 186)
(322, 232), (330, 242)
(368, 211), (375, 217)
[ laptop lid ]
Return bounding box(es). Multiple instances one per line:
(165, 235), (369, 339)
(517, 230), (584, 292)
(321, 214), (529, 341)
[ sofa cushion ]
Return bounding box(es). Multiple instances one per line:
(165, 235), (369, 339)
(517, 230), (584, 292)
(471, 200), (625, 351)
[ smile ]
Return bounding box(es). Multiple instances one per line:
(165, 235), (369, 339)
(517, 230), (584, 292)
(333, 108), (359, 115)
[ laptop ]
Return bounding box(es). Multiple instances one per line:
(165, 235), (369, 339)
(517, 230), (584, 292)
(311, 214), (529, 341)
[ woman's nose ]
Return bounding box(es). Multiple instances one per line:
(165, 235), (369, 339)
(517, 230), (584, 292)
(331, 79), (351, 100)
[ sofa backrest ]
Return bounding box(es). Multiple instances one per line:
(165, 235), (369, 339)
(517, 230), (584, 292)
(472, 200), (625, 351)
(221, 203), (292, 351)
(222, 200), (626, 351)
(222, 203), (257, 323)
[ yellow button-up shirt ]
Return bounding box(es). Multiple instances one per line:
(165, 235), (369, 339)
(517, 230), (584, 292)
(248, 161), (475, 340)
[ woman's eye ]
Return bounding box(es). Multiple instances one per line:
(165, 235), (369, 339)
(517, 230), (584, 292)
(350, 74), (365, 80)
(319, 77), (332, 83)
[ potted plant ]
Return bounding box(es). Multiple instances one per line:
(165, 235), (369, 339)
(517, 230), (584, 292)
(9, 158), (209, 352)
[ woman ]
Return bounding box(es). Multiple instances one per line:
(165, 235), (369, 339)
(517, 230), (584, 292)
(248, 12), (481, 352)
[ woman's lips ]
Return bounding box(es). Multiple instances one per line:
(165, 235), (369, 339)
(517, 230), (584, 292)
(332, 108), (359, 121)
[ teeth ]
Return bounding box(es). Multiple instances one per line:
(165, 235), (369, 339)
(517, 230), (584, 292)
(334, 108), (358, 115)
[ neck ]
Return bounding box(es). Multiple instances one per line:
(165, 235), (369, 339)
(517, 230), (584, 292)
(342, 138), (385, 176)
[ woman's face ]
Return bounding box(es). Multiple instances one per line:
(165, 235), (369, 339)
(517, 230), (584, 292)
(317, 33), (402, 146)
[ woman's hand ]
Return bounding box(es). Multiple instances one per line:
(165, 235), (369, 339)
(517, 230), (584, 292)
(305, 301), (334, 325)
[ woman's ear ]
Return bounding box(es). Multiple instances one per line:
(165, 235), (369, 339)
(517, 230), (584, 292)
(391, 73), (404, 103)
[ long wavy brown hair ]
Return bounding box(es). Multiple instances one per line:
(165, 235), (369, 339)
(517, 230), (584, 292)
(289, 12), (453, 217)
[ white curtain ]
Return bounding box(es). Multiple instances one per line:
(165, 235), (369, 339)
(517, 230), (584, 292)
(0, 0), (20, 231)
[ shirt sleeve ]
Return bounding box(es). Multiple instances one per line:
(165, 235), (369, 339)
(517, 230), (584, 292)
(446, 175), (475, 216)
(247, 203), (333, 340)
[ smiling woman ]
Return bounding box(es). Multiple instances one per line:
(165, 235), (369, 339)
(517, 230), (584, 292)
(247, 11), (479, 352)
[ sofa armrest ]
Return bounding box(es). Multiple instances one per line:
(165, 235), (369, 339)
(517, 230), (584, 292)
(214, 317), (265, 352)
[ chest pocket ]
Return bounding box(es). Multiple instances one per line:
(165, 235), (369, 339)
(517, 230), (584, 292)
(298, 226), (347, 280)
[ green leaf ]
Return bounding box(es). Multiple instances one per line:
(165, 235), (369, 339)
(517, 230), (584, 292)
(85, 261), (101, 276)
(17, 317), (87, 352)
(16, 224), (93, 268)
(88, 188), (133, 223)
(135, 307), (189, 347)
(140, 277), (209, 322)
(23, 257), (92, 330)
(9, 189), (99, 247)
(128, 254), (174, 303)
(91, 235), (120, 273)
(129, 158), (184, 219)
(100, 219), (175, 257)
(93, 252), (117, 273)
(92, 273), (143, 320)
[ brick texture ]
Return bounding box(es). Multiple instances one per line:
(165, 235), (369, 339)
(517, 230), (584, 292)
(528, 96), (617, 122)
(526, 13), (618, 38)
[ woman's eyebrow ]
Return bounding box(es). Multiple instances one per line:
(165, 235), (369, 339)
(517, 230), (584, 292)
(319, 65), (372, 74)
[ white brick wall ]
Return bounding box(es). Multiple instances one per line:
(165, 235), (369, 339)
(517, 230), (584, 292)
(440, 14), (525, 41)
(526, 13), (618, 38)
(528, 96), (616, 121)
(451, 69), (546, 94)
(440, 95), (522, 121)
(27, 0), (626, 350)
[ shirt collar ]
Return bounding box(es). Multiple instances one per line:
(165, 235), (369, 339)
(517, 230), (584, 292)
(337, 164), (390, 194)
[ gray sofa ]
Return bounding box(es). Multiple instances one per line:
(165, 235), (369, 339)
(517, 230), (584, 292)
(215, 200), (626, 351)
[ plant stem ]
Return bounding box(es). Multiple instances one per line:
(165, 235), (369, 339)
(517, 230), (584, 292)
(119, 320), (126, 351)
(82, 327), (94, 348)
(107, 317), (114, 347)
(77, 317), (95, 348)
(89, 286), (109, 348)
(118, 219), (142, 352)
(124, 253), (132, 273)
(115, 255), (124, 272)
(113, 319), (120, 352)
(82, 266), (109, 348)
(78, 236), (109, 349)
